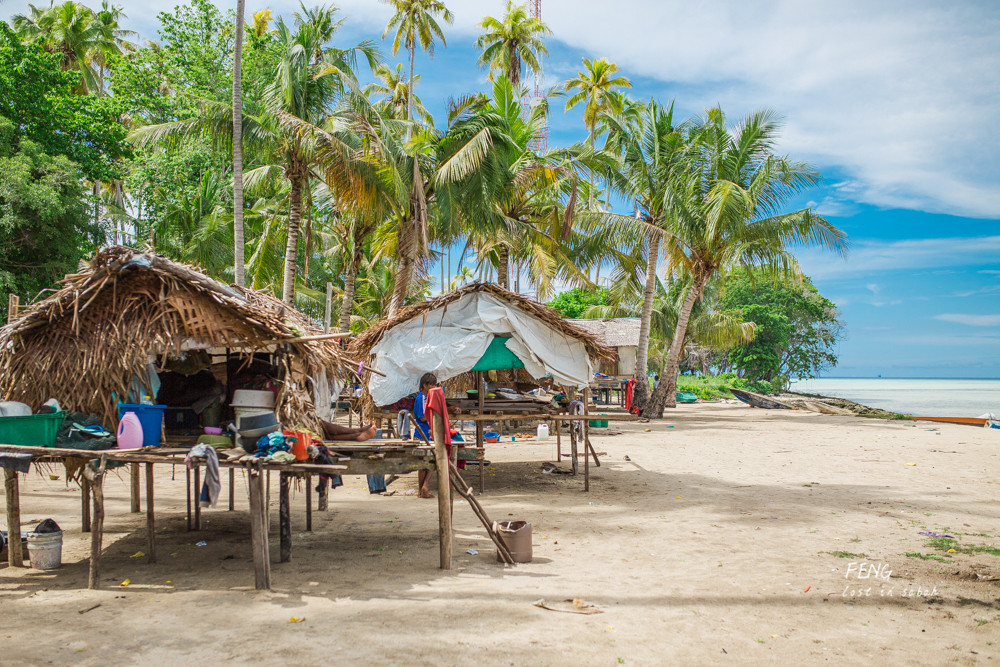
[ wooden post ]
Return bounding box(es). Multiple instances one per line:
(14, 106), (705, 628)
(130, 463), (140, 513)
(247, 463), (271, 590)
(4, 469), (23, 567)
(555, 417), (562, 462)
(279, 472), (291, 563)
(193, 465), (201, 531)
(185, 466), (192, 531)
(317, 477), (329, 511)
(265, 469), (271, 531)
(305, 474), (312, 532)
(228, 468), (235, 511)
(81, 478), (91, 533)
(85, 456), (107, 590)
(323, 281), (333, 333)
(145, 463), (156, 564)
(476, 371), (485, 494)
(583, 387), (591, 492)
(431, 409), (452, 570)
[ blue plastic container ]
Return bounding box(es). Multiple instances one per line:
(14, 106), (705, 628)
(117, 404), (167, 446)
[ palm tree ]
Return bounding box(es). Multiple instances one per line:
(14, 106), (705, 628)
(130, 10), (374, 305)
(364, 62), (433, 124)
(642, 109), (848, 417)
(476, 0), (550, 87)
(380, 0), (453, 315)
(233, 0), (246, 287)
(13, 1), (107, 94)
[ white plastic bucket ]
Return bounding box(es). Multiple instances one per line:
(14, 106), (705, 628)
(26, 530), (63, 570)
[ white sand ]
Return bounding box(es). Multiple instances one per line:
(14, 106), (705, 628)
(2, 402), (998, 664)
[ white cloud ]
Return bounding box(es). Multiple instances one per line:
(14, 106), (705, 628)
(352, 0), (1000, 220)
(934, 314), (1000, 327)
(796, 235), (1000, 279)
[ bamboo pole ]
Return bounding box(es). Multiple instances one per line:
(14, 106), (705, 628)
(81, 478), (91, 533)
(279, 472), (291, 563)
(85, 456), (107, 589)
(247, 463), (271, 590)
(145, 463), (156, 564)
(130, 463), (140, 513)
(431, 409), (452, 570)
(4, 469), (23, 567)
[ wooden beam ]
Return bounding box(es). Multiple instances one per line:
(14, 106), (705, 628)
(431, 408), (452, 570)
(583, 387), (591, 493)
(193, 465), (201, 531)
(263, 331), (352, 345)
(476, 371), (485, 495)
(279, 472), (291, 563)
(145, 463), (156, 564)
(228, 468), (235, 511)
(305, 474), (312, 532)
(247, 463), (270, 590)
(81, 478), (91, 533)
(85, 456), (107, 590)
(4, 469), (23, 567)
(185, 466), (192, 532)
(130, 463), (141, 513)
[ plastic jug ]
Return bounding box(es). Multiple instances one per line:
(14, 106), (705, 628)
(116, 412), (144, 449)
(536, 423), (549, 441)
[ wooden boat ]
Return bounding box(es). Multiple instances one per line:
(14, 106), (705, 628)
(729, 388), (793, 410)
(912, 416), (988, 427)
(675, 391), (698, 403)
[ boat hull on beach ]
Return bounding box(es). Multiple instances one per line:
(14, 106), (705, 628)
(912, 416), (988, 427)
(729, 388), (793, 410)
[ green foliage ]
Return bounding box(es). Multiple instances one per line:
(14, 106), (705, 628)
(720, 270), (843, 381)
(546, 287), (611, 318)
(0, 22), (129, 181)
(0, 120), (100, 316)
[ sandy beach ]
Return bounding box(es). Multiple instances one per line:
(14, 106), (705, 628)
(2, 402), (998, 665)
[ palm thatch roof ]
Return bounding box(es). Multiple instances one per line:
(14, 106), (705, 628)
(349, 282), (615, 362)
(0, 247), (355, 427)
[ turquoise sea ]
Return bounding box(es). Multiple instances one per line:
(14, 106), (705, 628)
(789, 378), (1000, 418)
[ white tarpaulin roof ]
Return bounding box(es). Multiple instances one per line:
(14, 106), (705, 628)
(368, 291), (595, 406)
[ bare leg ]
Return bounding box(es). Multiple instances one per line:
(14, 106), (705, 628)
(418, 470), (433, 498)
(321, 420), (375, 441)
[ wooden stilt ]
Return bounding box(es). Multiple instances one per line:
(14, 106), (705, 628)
(317, 477), (329, 511)
(4, 469), (23, 567)
(583, 387), (591, 492)
(279, 472), (291, 563)
(305, 474), (312, 532)
(193, 465), (201, 530)
(431, 408), (452, 570)
(81, 478), (91, 533)
(145, 463), (156, 564)
(265, 469), (271, 531)
(228, 468), (235, 511)
(476, 371), (485, 494)
(555, 417), (562, 462)
(247, 463), (271, 590)
(85, 456), (107, 589)
(185, 466), (192, 531)
(130, 463), (140, 513)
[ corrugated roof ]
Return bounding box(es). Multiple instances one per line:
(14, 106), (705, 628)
(567, 318), (641, 348)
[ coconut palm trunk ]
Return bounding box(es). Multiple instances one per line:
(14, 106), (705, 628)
(282, 175), (303, 304)
(388, 218), (415, 316)
(339, 239), (363, 331)
(631, 231), (659, 411)
(497, 245), (510, 288)
(643, 271), (707, 418)
(232, 0), (246, 287)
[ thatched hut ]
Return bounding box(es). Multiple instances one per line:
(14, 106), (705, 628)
(349, 283), (615, 408)
(0, 247), (355, 428)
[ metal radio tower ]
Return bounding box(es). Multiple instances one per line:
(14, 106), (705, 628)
(527, 0), (548, 153)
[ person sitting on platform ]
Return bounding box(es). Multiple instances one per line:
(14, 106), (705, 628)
(319, 420), (376, 441)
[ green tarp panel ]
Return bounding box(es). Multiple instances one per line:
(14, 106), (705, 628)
(471, 335), (525, 371)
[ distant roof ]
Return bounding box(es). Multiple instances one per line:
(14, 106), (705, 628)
(568, 318), (641, 348)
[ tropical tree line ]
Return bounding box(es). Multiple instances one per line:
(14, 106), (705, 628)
(1, 0), (847, 418)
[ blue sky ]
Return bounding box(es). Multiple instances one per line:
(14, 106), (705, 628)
(4, 0), (998, 377)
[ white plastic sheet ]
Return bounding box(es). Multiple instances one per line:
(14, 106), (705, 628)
(368, 292), (594, 406)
